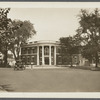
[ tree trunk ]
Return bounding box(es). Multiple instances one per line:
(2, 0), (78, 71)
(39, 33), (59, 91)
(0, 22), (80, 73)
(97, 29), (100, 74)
(16, 43), (20, 60)
(4, 45), (8, 67)
(70, 55), (73, 67)
(17, 47), (20, 60)
(12, 49), (17, 61)
(95, 52), (99, 68)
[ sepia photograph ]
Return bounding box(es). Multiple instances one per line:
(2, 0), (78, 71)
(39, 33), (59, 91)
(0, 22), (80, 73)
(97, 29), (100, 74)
(0, 2), (100, 98)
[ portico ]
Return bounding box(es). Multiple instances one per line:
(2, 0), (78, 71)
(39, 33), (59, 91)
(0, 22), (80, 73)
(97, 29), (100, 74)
(37, 45), (57, 66)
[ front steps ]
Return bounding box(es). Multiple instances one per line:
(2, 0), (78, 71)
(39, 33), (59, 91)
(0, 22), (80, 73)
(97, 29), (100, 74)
(25, 65), (61, 69)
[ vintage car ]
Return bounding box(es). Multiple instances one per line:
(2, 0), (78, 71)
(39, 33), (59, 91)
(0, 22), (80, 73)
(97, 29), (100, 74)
(14, 60), (25, 70)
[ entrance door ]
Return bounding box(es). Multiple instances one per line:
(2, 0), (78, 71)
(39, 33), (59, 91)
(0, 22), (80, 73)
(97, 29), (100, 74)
(45, 57), (49, 65)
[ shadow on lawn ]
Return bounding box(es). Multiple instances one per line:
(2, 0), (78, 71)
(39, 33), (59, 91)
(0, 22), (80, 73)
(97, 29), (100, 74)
(69, 66), (100, 71)
(0, 84), (14, 92)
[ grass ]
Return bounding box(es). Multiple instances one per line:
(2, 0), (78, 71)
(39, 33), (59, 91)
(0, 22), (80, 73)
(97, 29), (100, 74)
(58, 65), (100, 71)
(70, 66), (91, 70)
(0, 67), (100, 92)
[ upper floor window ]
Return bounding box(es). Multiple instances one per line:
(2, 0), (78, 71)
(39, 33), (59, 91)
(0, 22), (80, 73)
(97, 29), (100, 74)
(24, 48), (27, 54)
(21, 48), (26, 54)
(39, 47), (42, 54)
(32, 48), (35, 53)
(56, 47), (61, 53)
(44, 47), (49, 55)
(28, 48), (31, 54)
(51, 47), (54, 53)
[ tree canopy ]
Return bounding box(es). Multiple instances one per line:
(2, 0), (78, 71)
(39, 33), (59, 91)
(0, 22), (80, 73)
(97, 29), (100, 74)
(0, 8), (36, 66)
(9, 20), (36, 60)
(76, 8), (100, 67)
(0, 8), (12, 66)
(60, 36), (79, 66)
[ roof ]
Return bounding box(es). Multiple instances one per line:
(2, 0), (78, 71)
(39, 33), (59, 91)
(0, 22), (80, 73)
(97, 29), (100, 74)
(21, 40), (60, 47)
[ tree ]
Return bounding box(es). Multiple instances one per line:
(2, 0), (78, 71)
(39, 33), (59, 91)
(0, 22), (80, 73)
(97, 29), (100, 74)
(0, 8), (11, 66)
(8, 20), (36, 60)
(60, 36), (79, 67)
(0, 8), (36, 67)
(81, 43), (94, 64)
(77, 8), (100, 67)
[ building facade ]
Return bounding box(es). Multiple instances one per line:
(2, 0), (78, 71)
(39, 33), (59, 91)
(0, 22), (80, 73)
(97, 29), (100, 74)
(21, 40), (62, 66)
(21, 40), (87, 67)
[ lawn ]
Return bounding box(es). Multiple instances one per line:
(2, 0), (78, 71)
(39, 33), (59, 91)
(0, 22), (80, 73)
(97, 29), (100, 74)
(0, 67), (100, 92)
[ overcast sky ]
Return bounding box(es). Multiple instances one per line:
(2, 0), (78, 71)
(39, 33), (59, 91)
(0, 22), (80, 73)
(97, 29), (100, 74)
(8, 8), (81, 41)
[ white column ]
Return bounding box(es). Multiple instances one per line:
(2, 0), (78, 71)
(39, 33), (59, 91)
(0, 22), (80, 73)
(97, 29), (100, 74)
(54, 46), (56, 65)
(19, 47), (21, 56)
(49, 45), (51, 65)
(37, 46), (39, 65)
(42, 46), (44, 65)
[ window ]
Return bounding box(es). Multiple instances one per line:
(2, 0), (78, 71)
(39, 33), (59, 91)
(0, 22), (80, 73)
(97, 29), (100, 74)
(27, 56), (30, 64)
(39, 57), (42, 65)
(32, 47), (36, 53)
(51, 47), (54, 53)
(44, 47), (49, 55)
(31, 56), (34, 64)
(28, 48), (31, 54)
(32, 49), (35, 53)
(51, 47), (54, 56)
(21, 48), (26, 54)
(58, 48), (61, 53)
(24, 48), (27, 54)
(32, 56), (34, 61)
(22, 56), (25, 64)
(56, 47), (61, 53)
(39, 47), (42, 54)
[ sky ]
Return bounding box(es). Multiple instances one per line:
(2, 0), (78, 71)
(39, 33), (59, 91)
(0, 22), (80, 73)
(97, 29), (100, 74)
(8, 8), (81, 41)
